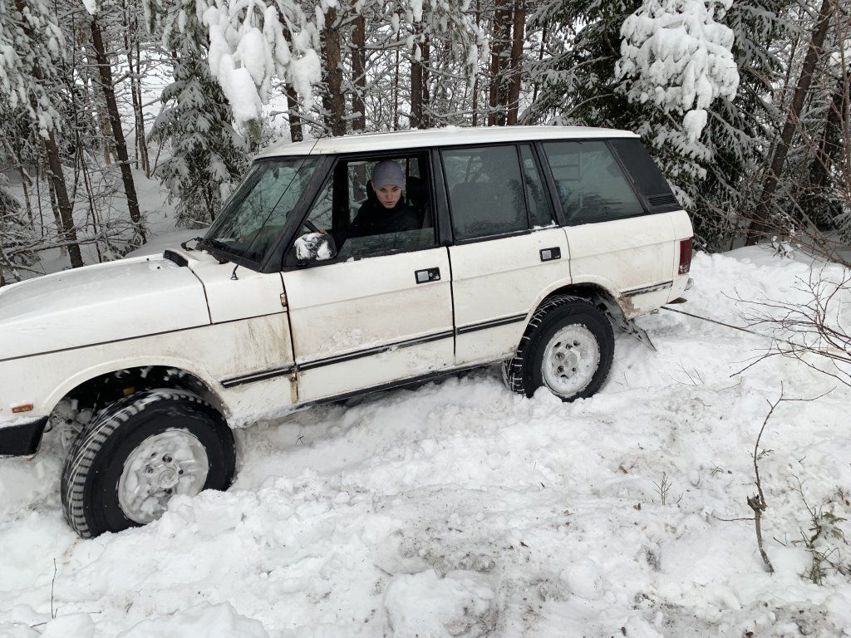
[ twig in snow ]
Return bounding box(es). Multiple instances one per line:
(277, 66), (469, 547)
(747, 385), (830, 574)
(748, 388), (783, 574)
(653, 472), (672, 506)
(50, 558), (57, 619)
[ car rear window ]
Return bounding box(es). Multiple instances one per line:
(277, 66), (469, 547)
(609, 139), (680, 213)
(542, 141), (644, 225)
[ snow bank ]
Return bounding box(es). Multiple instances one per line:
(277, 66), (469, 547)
(1, 248), (850, 636)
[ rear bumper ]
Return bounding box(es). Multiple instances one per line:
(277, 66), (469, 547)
(0, 417), (48, 457)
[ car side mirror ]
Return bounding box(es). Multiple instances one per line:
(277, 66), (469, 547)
(294, 232), (337, 265)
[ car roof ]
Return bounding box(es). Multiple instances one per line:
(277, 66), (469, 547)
(257, 125), (639, 158)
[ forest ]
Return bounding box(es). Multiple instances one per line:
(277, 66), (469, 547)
(0, 0), (849, 285)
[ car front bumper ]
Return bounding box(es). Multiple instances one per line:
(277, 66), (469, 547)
(0, 417), (48, 457)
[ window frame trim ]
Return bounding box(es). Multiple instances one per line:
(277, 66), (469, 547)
(519, 142), (559, 229)
(258, 154), (336, 273)
(439, 141), (537, 244)
(278, 148), (442, 271)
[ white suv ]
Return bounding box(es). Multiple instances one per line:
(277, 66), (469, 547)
(0, 126), (693, 537)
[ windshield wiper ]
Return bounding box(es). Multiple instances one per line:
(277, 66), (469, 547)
(192, 236), (232, 263)
(180, 236), (204, 251)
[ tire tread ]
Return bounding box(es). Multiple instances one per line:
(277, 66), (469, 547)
(503, 295), (612, 400)
(60, 389), (226, 538)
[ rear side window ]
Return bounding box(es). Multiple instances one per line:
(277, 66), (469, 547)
(542, 141), (644, 225)
(609, 139), (680, 213)
(442, 145), (527, 241)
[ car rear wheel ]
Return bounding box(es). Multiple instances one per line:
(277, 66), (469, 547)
(503, 295), (614, 401)
(61, 389), (235, 538)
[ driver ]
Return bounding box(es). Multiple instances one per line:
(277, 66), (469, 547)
(347, 160), (420, 237)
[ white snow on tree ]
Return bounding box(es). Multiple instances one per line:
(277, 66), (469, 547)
(616, 0), (740, 144)
(0, 0), (66, 138)
(200, 0), (323, 135)
(146, 0), (248, 227)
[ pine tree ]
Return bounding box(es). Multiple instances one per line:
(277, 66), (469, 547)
(147, 0), (248, 227)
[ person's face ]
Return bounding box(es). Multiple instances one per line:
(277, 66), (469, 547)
(373, 182), (402, 209)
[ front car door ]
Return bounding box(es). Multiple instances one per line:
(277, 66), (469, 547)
(282, 151), (454, 403)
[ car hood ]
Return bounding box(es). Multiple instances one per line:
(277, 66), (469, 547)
(0, 253), (211, 361)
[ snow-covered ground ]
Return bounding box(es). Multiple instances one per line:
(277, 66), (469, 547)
(1, 248), (850, 637)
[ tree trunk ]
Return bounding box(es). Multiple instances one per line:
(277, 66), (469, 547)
(411, 22), (424, 128)
(472, 0), (481, 126)
(285, 83), (304, 142)
(44, 135), (84, 267)
(506, 0), (526, 125)
(801, 69), (849, 227)
(90, 16), (145, 242)
(278, 18), (304, 142)
(809, 70), (849, 191)
(746, 0), (833, 245)
(488, 0), (512, 126)
(393, 47), (400, 130)
(18, 166), (34, 229)
(421, 34), (431, 128)
(351, 9), (367, 131)
(129, 36), (150, 175)
(532, 20), (547, 106)
(321, 7), (346, 136)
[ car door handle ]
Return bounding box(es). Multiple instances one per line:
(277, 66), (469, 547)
(415, 268), (441, 284)
(540, 247), (561, 262)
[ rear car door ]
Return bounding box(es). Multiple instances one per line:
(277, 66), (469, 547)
(541, 139), (685, 315)
(441, 143), (570, 366)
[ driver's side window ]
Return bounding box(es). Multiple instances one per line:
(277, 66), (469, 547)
(288, 151), (436, 265)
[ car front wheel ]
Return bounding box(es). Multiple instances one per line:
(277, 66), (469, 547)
(61, 389), (235, 538)
(503, 295), (614, 401)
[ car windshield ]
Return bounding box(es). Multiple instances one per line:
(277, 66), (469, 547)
(205, 157), (320, 264)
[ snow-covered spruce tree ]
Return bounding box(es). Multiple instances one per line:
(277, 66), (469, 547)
(386, 0), (484, 129)
(745, 0), (836, 246)
(197, 0), (323, 142)
(764, 9), (851, 251)
(616, 0), (740, 144)
(616, 0), (746, 247)
(525, 0), (791, 250)
(524, 0), (712, 203)
(146, 0), (248, 227)
(689, 0), (793, 247)
(0, 0), (83, 267)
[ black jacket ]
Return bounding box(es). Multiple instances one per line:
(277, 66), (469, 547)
(348, 199), (420, 237)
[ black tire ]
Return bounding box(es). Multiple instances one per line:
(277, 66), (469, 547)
(503, 295), (614, 401)
(61, 389), (235, 538)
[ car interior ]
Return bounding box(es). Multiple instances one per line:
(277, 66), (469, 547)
(293, 152), (437, 262)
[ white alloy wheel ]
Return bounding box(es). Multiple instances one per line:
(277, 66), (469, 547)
(117, 428), (210, 524)
(540, 324), (601, 398)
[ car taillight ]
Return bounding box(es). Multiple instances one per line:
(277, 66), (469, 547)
(678, 238), (692, 275)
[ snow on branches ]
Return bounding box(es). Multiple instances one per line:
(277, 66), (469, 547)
(616, 0), (740, 143)
(200, 0), (323, 131)
(0, 0), (66, 137)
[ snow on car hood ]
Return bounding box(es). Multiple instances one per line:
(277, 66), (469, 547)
(0, 254), (210, 360)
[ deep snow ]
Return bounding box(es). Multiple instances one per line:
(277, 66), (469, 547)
(1, 248), (850, 637)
